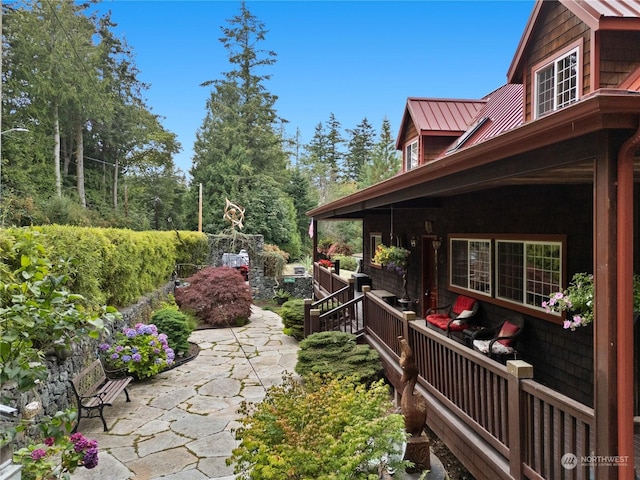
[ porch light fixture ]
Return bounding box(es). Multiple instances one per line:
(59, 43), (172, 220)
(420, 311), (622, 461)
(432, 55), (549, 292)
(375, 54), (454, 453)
(410, 236), (418, 248)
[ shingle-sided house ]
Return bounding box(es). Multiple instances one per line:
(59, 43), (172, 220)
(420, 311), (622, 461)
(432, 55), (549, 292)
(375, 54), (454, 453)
(308, 1), (640, 479)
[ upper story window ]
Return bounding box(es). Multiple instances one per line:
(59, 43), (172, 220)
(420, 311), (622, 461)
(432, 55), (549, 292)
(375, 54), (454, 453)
(534, 47), (579, 118)
(405, 140), (418, 171)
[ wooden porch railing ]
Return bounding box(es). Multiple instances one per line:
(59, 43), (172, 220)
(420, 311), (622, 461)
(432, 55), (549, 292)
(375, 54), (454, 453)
(309, 272), (597, 479)
(313, 262), (349, 297)
(360, 294), (596, 480)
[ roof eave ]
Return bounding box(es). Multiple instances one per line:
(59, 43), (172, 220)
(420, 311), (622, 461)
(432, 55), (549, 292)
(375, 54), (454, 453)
(308, 93), (640, 219)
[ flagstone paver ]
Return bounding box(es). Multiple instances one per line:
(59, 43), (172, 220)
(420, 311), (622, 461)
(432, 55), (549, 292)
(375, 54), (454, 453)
(69, 304), (445, 480)
(70, 306), (298, 480)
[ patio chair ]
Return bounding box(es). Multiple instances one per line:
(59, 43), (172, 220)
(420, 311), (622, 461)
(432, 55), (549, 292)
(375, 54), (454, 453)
(426, 295), (479, 337)
(471, 315), (525, 360)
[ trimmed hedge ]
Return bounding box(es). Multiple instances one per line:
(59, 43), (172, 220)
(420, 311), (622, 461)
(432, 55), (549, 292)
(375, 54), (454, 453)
(1, 226), (208, 306)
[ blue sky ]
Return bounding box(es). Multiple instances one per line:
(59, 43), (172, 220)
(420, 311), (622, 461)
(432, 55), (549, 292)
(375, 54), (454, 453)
(95, 0), (535, 177)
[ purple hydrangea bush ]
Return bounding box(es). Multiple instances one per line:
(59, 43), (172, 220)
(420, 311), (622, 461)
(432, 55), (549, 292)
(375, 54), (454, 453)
(13, 410), (98, 479)
(100, 323), (175, 378)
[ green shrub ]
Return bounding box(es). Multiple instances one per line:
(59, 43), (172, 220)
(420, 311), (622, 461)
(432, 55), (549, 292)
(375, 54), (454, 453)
(332, 254), (358, 271)
(261, 243), (288, 278)
(229, 374), (408, 479)
(279, 298), (305, 339)
(0, 232), (114, 390)
(151, 307), (194, 356)
(5, 226), (208, 306)
(296, 331), (383, 385)
(174, 267), (252, 327)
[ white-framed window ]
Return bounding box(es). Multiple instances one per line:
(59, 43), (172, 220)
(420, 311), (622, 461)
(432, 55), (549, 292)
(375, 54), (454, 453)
(405, 140), (418, 171)
(534, 47), (579, 118)
(495, 240), (562, 311)
(450, 238), (492, 296)
(370, 233), (383, 266)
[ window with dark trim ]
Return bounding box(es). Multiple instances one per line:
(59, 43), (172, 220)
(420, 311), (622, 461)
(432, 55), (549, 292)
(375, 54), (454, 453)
(450, 238), (492, 295)
(370, 233), (382, 266)
(496, 240), (562, 311)
(449, 234), (565, 320)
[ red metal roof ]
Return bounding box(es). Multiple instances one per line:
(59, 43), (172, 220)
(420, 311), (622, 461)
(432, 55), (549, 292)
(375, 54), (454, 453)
(508, 0), (640, 83)
(451, 83), (524, 151)
(619, 65), (640, 90)
(396, 98), (485, 149)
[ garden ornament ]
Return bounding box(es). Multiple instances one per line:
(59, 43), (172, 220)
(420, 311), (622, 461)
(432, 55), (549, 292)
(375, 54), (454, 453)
(223, 198), (245, 231)
(398, 336), (431, 472)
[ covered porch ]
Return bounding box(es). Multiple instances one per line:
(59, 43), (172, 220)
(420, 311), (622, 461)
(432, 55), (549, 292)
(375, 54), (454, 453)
(307, 269), (636, 480)
(307, 92), (640, 479)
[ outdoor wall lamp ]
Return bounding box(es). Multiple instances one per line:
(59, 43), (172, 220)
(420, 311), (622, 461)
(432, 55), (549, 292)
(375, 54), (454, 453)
(410, 236), (418, 248)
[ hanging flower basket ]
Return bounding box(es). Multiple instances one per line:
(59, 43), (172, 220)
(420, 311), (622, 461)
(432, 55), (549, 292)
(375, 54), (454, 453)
(543, 272), (640, 331)
(373, 244), (409, 275)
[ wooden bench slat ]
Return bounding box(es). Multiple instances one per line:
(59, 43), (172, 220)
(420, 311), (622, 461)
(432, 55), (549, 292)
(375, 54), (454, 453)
(70, 359), (133, 432)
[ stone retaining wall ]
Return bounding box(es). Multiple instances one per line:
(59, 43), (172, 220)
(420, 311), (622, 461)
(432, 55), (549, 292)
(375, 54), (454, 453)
(1, 282), (173, 441)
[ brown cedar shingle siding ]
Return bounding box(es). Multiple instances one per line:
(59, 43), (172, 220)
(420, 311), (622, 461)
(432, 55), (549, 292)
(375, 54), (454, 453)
(423, 137), (452, 163)
(600, 31), (640, 88)
(523, 1), (590, 120)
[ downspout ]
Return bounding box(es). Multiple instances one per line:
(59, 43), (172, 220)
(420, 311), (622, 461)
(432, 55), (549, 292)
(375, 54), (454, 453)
(617, 121), (640, 480)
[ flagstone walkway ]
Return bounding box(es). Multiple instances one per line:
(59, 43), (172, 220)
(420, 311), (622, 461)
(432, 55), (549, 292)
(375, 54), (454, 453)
(70, 305), (444, 480)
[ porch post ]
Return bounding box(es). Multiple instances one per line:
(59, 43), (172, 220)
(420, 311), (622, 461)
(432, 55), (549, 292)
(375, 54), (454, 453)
(593, 136), (618, 478)
(304, 299), (312, 337)
(402, 311), (416, 342)
(616, 126), (640, 479)
(310, 308), (320, 335)
(506, 360), (533, 480)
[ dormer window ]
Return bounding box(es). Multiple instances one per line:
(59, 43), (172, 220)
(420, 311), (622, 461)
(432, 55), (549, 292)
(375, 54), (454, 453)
(405, 139), (418, 171)
(534, 47), (579, 118)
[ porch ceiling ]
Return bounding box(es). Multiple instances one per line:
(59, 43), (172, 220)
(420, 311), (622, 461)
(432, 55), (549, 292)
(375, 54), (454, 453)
(309, 92), (640, 220)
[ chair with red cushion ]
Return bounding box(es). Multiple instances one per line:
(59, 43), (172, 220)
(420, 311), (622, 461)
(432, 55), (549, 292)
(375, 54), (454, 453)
(472, 315), (525, 360)
(426, 295), (479, 337)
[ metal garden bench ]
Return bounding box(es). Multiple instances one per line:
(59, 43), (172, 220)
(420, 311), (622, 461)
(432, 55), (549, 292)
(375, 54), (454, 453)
(70, 359), (133, 432)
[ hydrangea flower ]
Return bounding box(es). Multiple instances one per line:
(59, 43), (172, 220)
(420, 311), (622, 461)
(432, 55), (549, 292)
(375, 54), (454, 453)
(100, 323), (175, 378)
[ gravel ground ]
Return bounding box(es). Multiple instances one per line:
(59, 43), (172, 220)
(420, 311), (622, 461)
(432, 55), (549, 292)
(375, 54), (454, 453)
(424, 427), (476, 480)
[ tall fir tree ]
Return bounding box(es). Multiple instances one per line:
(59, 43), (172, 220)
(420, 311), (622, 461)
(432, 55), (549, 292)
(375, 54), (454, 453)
(359, 118), (401, 188)
(190, 2), (300, 255)
(344, 117), (376, 183)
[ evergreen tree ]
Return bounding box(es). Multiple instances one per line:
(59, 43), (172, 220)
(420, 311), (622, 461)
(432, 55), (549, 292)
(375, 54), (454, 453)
(344, 118), (376, 183)
(326, 113), (344, 180)
(285, 168), (318, 252)
(359, 118), (401, 188)
(190, 1), (289, 234)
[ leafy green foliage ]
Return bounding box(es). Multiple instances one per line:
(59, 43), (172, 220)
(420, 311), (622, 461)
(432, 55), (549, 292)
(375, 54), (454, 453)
(0, 232), (113, 391)
(332, 254), (358, 272)
(229, 374), (407, 479)
(279, 298), (304, 339)
(296, 332), (383, 385)
(174, 267), (252, 327)
(151, 307), (194, 356)
(190, 3), (290, 241)
(2, 1), (188, 229)
(10, 226), (209, 306)
(261, 244), (289, 278)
